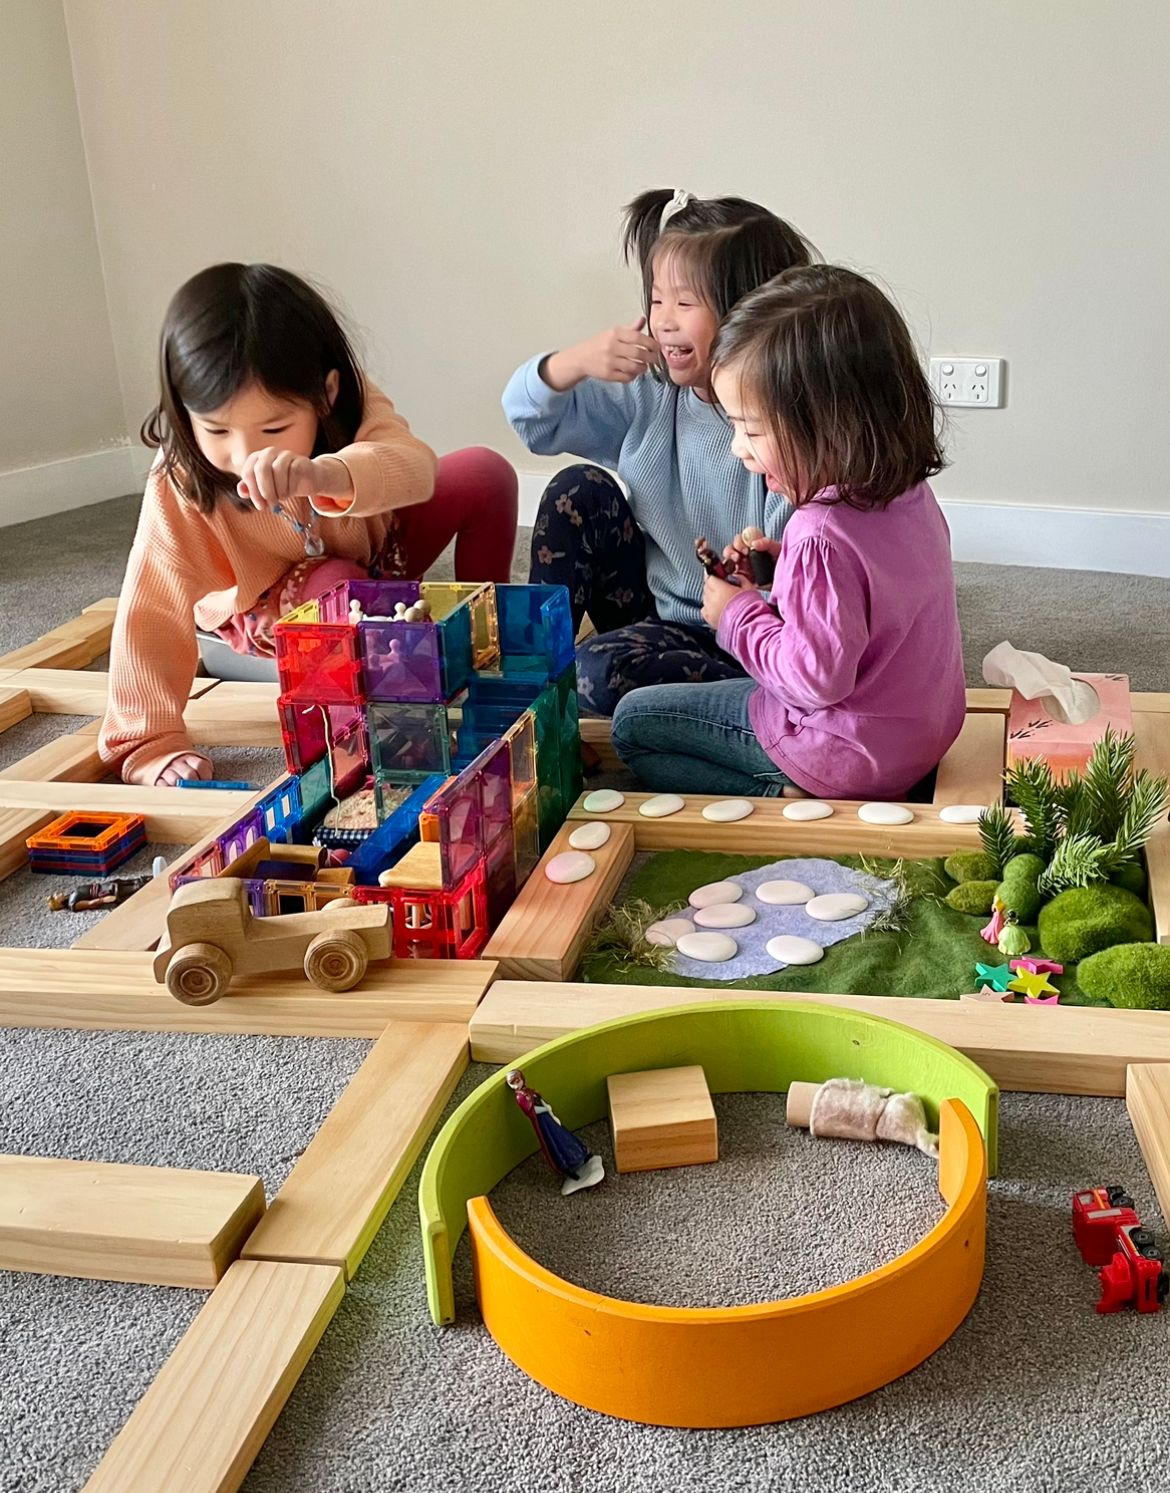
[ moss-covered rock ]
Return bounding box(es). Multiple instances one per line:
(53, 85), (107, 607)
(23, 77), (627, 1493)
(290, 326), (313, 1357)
(944, 879), (998, 915)
(1078, 942), (1170, 1010)
(1037, 884), (1154, 965)
(1110, 861), (1148, 898)
(995, 852), (1047, 924)
(944, 850), (1000, 884)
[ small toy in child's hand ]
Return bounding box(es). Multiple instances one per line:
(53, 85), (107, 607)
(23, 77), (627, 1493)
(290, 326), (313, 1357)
(694, 536), (728, 580)
(1072, 1185), (1168, 1314)
(739, 526), (777, 586)
(506, 1067), (605, 1196)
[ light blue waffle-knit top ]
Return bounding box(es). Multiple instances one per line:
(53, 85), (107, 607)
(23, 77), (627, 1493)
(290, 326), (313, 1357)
(503, 355), (793, 628)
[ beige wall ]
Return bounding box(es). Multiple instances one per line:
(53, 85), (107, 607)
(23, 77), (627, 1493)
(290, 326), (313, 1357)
(0, 0), (123, 472)
(61, 0), (1170, 514)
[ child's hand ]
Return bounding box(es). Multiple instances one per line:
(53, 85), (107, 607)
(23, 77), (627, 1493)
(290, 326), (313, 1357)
(237, 451), (354, 511)
(155, 752), (213, 788)
(701, 574), (744, 630)
(723, 532), (782, 566)
(543, 319), (660, 389)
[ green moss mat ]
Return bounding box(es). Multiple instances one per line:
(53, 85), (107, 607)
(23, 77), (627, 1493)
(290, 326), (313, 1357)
(582, 850), (1101, 1004)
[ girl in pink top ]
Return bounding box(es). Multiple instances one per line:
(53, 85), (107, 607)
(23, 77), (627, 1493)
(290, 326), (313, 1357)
(100, 263), (517, 786)
(611, 265), (965, 801)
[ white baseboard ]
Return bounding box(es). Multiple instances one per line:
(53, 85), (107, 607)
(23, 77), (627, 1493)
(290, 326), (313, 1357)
(0, 446), (138, 529)
(516, 469), (1170, 579)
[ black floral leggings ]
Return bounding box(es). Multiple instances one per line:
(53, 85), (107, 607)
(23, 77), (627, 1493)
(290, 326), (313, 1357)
(528, 464), (745, 716)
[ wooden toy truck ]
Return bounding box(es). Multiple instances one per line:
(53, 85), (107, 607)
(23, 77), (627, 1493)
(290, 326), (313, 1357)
(153, 879), (391, 1005)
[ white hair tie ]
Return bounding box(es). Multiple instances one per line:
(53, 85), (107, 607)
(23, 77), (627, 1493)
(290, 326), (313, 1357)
(659, 188), (695, 233)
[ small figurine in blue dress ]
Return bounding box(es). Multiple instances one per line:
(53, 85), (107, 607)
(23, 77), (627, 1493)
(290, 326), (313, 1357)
(506, 1069), (605, 1196)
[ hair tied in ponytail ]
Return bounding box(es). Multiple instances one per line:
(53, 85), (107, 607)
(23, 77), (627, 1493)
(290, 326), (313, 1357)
(658, 189), (695, 232)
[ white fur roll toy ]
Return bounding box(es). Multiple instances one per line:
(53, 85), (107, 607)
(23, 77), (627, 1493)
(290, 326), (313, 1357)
(786, 1078), (939, 1158)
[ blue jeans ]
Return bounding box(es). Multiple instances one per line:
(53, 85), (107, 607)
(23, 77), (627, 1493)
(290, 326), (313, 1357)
(611, 678), (792, 797)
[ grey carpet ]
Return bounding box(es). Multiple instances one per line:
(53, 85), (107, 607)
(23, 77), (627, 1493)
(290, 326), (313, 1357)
(3, 493), (1169, 1491)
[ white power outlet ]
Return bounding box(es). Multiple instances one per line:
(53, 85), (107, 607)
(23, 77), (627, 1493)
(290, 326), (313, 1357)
(929, 357), (1005, 408)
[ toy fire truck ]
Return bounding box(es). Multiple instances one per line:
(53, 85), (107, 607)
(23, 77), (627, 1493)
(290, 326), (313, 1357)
(1072, 1185), (1168, 1314)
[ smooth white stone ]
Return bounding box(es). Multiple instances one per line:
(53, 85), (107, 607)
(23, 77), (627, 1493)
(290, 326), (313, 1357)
(805, 891), (870, 922)
(756, 879), (815, 906)
(701, 798), (755, 823)
(644, 916), (697, 948)
(639, 793), (686, 818)
(582, 789), (624, 814)
(939, 804), (987, 825)
(857, 802), (915, 826)
(676, 931), (739, 963)
(544, 851), (597, 885)
(781, 800), (834, 821)
(688, 881), (745, 909)
(569, 821), (612, 851)
(693, 902), (757, 929)
(766, 934), (825, 965)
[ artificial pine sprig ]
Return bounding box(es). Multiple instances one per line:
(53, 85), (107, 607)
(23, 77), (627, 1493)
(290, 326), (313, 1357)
(1005, 757), (1063, 860)
(978, 803), (1020, 878)
(1079, 727), (1136, 841)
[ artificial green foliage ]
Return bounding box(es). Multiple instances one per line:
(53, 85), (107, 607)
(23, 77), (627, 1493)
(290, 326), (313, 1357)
(1110, 861), (1148, 898)
(1005, 730), (1169, 896)
(944, 850), (1000, 884)
(1036, 884), (1154, 964)
(978, 803), (1023, 877)
(1077, 942), (1170, 1011)
(944, 880), (998, 915)
(995, 852), (1046, 923)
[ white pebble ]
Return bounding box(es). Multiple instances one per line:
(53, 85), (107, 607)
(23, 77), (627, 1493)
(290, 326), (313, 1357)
(756, 879), (815, 906)
(806, 891), (870, 922)
(766, 934), (825, 965)
(544, 850), (597, 885)
(939, 804), (987, 825)
(701, 798), (754, 823)
(569, 821), (612, 851)
(644, 916), (696, 948)
(694, 902), (757, 929)
(688, 881), (744, 909)
(676, 931), (739, 962)
(782, 800), (834, 821)
(858, 802), (915, 826)
(583, 789), (624, 814)
(639, 793), (686, 818)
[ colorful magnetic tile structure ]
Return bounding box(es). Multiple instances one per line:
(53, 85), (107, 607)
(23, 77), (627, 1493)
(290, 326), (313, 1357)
(26, 811), (147, 876)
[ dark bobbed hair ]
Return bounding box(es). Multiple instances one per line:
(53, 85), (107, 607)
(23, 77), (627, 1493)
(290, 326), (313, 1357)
(141, 263), (364, 512)
(711, 264), (946, 511)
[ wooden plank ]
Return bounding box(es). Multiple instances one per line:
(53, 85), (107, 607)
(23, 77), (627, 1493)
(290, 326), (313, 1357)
(0, 780), (252, 842)
(84, 1258), (344, 1493)
(0, 636), (98, 672)
(964, 688), (1012, 713)
(0, 810), (49, 879)
(565, 790), (989, 856)
(82, 597), (121, 616)
(0, 947), (494, 1035)
(470, 981), (1170, 1097)
(932, 711), (1006, 808)
(1133, 714), (1170, 945)
(0, 1155), (265, 1288)
(243, 1021), (468, 1278)
(183, 682), (282, 746)
(579, 717), (622, 773)
(1127, 1064), (1170, 1229)
(483, 821), (635, 980)
(0, 687), (32, 733)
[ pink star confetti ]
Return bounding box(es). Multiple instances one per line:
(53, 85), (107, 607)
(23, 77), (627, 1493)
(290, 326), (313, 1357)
(1010, 958), (1064, 975)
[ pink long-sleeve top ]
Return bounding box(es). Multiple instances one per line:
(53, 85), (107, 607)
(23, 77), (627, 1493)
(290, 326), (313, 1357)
(716, 481), (966, 800)
(100, 383), (437, 785)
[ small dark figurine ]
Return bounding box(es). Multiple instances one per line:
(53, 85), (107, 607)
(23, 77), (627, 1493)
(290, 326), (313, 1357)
(506, 1068), (605, 1196)
(47, 874), (154, 912)
(694, 536), (728, 580)
(738, 526), (777, 586)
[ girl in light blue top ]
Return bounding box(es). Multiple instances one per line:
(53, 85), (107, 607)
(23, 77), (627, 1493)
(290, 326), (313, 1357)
(503, 187), (815, 715)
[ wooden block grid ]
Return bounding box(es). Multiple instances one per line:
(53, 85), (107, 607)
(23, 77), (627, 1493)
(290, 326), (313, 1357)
(0, 602), (1167, 1487)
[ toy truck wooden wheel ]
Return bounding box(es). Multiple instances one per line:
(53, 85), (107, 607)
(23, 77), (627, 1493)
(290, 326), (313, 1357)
(166, 943), (233, 1005)
(304, 929), (368, 992)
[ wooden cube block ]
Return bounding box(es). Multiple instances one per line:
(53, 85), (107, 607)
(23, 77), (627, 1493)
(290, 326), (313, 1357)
(606, 1065), (718, 1174)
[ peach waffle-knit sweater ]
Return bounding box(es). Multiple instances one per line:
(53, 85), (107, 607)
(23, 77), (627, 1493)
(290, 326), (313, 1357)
(100, 383), (436, 785)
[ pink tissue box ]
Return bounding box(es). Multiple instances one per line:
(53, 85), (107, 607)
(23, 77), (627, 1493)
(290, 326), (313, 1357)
(1007, 673), (1132, 780)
